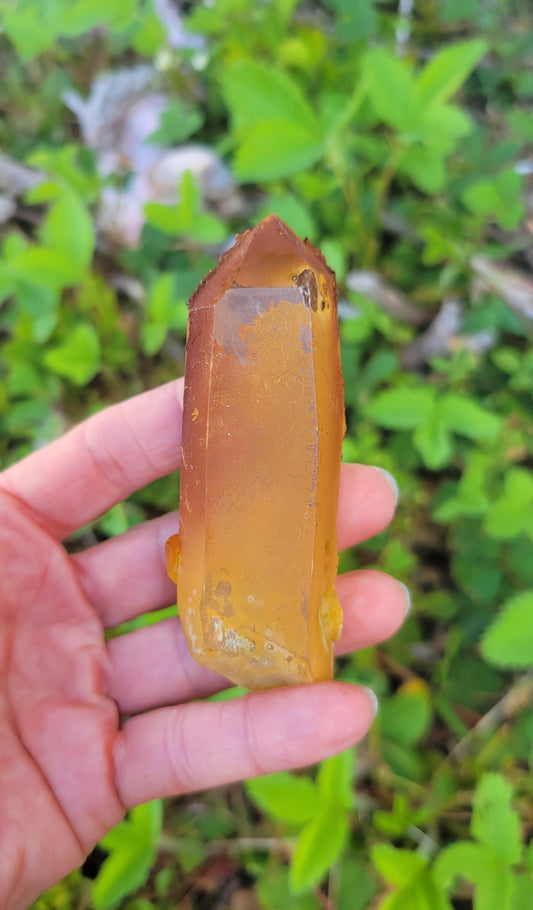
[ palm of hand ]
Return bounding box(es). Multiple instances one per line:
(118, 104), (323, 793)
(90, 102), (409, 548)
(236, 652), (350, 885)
(1, 491), (122, 907)
(0, 381), (406, 910)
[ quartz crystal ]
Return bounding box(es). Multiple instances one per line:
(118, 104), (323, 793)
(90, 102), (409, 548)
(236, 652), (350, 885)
(166, 215), (345, 688)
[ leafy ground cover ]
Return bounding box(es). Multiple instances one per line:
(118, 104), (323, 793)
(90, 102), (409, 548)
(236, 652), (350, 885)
(1, 0), (532, 907)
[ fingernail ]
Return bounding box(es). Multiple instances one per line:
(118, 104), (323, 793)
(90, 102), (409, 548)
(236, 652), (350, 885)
(361, 686), (379, 717)
(371, 466), (400, 505)
(399, 581), (412, 617)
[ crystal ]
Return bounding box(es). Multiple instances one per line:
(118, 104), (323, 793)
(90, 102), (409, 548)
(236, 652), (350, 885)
(166, 215), (345, 688)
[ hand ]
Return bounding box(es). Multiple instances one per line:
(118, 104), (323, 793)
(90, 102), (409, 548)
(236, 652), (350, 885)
(0, 380), (407, 910)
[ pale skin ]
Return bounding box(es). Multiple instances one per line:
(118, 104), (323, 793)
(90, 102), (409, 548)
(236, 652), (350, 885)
(0, 379), (408, 910)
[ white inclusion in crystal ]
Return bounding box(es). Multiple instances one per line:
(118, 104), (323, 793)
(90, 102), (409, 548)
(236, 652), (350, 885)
(214, 287), (306, 364)
(187, 610), (199, 652)
(210, 617), (255, 653)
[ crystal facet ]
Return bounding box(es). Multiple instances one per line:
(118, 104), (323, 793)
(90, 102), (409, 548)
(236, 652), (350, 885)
(166, 215), (345, 688)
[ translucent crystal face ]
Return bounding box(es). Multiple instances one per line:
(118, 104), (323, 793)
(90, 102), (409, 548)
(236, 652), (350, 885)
(212, 287), (305, 364)
(196, 287), (319, 681)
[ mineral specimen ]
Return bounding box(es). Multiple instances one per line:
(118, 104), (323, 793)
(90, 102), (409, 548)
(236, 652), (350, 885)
(166, 214), (345, 688)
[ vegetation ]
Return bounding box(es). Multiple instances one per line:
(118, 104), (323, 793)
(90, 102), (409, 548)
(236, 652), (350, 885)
(1, 0), (532, 907)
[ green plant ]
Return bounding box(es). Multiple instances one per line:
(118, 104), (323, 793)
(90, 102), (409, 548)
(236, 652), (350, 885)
(92, 801), (163, 910)
(0, 0), (529, 906)
(246, 748), (355, 894)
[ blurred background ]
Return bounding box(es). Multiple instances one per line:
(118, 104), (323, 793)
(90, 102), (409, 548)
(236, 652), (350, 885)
(1, 0), (532, 907)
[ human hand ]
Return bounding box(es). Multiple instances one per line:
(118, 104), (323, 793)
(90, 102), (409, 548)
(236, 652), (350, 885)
(0, 380), (408, 910)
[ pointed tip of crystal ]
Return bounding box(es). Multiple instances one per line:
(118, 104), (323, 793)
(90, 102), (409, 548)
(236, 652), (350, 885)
(248, 213), (306, 251)
(189, 214), (335, 310)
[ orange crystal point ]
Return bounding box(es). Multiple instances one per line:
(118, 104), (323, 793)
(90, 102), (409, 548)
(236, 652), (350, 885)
(173, 214), (345, 688)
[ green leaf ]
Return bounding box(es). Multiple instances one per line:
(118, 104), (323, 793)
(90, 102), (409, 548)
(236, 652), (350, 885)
(337, 856), (377, 910)
(483, 470), (533, 540)
(481, 591), (533, 669)
(245, 771), (320, 825)
(25, 181), (64, 205)
(400, 146), (448, 193)
(361, 48), (416, 133)
(379, 689), (432, 746)
(453, 554), (501, 607)
(189, 212), (227, 245)
(414, 414), (453, 470)
(257, 194), (317, 241)
(435, 841), (494, 890)
(436, 452), (492, 521)
(27, 144), (100, 201)
(440, 395), (501, 441)
(504, 468), (533, 503)
(471, 773), (522, 866)
(372, 844), (427, 886)
(221, 59), (317, 135)
(144, 203), (187, 234)
(435, 840), (516, 909)
(380, 867), (453, 910)
(41, 190), (95, 269)
(9, 247), (83, 289)
(512, 872), (533, 910)
(325, 0), (377, 42)
(148, 99), (204, 146)
(366, 387), (435, 429)
(462, 169), (524, 231)
(144, 171), (226, 243)
(316, 748), (355, 810)
(234, 119), (323, 182)
(373, 846), (453, 910)
(257, 865), (321, 910)
(141, 293), (171, 356)
(374, 794), (413, 837)
(415, 39), (487, 108)
(420, 103), (472, 143)
(131, 7), (166, 55)
(1, 5), (56, 60)
(44, 324), (101, 385)
(472, 865), (515, 910)
(93, 801), (163, 910)
(61, 0), (138, 35)
(141, 273), (188, 356)
(509, 109), (533, 143)
(290, 806), (349, 893)
(484, 501), (525, 540)
(1, 0), (138, 59)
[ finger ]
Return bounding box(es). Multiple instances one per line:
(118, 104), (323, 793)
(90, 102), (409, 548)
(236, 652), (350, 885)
(114, 683), (376, 808)
(0, 380), (183, 540)
(74, 463), (397, 628)
(335, 568), (410, 652)
(105, 617), (228, 714)
(73, 512), (179, 628)
(105, 569), (408, 716)
(338, 462), (398, 546)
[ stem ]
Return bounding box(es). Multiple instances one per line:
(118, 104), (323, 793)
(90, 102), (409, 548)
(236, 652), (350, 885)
(447, 672), (533, 763)
(334, 80), (367, 137)
(325, 146), (366, 255)
(364, 141), (406, 268)
(324, 79), (368, 255)
(158, 834), (295, 855)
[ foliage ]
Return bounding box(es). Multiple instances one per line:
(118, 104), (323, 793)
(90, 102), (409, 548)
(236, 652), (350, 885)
(93, 802), (163, 910)
(246, 748), (355, 893)
(1, 0), (532, 907)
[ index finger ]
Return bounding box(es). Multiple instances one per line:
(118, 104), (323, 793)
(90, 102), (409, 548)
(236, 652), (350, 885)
(0, 380), (184, 540)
